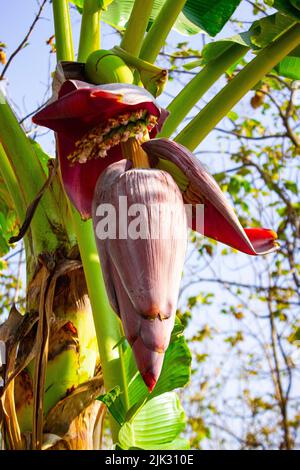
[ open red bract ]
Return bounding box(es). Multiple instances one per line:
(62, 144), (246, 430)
(33, 81), (167, 219)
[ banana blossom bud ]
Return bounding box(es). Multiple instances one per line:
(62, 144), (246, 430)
(92, 160), (187, 391)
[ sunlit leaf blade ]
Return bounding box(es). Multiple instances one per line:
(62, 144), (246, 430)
(117, 392), (188, 450)
(191, 13), (293, 67)
(101, 0), (131, 29)
(0, 182), (18, 257)
(100, 0), (240, 36)
(174, 11), (203, 35)
(98, 319), (191, 426)
(183, 12), (300, 79)
(291, 0), (300, 10)
(182, 0), (242, 37)
(69, 0), (84, 7)
(124, 322), (192, 409)
(250, 13), (294, 48)
(30, 139), (52, 173)
(200, 33), (251, 65)
(74, 0), (259, 37)
(101, 0), (202, 35)
(97, 386), (126, 425)
(275, 54), (300, 78)
(72, 0), (299, 38)
(249, 12), (300, 78)
(183, 33), (250, 70)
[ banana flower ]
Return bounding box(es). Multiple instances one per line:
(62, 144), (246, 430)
(33, 81), (278, 391)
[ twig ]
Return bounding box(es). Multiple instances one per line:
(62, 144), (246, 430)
(180, 276), (297, 296)
(276, 331), (293, 403)
(18, 101), (47, 126)
(267, 300), (292, 449)
(169, 69), (197, 76)
(260, 89), (300, 147)
(0, 0), (48, 80)
(266, 73), (293, 91)
(215, 127), (287, 141)
(3, 248), (24, 262)
(246, 0), (268, 16)
(159, 52), (202, 60)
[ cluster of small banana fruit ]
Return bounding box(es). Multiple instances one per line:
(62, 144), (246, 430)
(68, 110), (158, 164)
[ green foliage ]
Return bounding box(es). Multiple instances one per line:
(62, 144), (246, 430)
(0, 182), (18, 257)
(117, 392), (188, 450)
(266, 0), (300, 19)
(100, 0), (200, 35)
(192, 12), (300, 78)
(200, 33), (251, 65)
(250, 13), (293, 47)
(29, 139), (52, 173)
(182, 0), (242, 36)
(84, 0), (243, 36)
(97, 319), (191, 448)
(275, 52), (300, 78)
(250, 12), (300, 78)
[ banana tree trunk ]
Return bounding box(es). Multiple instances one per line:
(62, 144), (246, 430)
(0, 250), (105, 450)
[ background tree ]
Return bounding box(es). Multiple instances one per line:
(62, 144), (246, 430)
(159, 1), (300, 449)
(0, 0), (299, 450)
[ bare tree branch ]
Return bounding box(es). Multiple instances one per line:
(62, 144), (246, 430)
(0, 0), (48, 81)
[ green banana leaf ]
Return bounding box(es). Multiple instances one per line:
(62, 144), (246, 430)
(0, 182), (18, 257)
(0, 139), (55, 257)
(125, 334), (191, 409)
(98, 318), (191, 426)
(183, 34), (250, 71)
(251, 11), (300, 78)
(250, 12), (295, 47)
(248, 13), (300, 79)
(97, 386), (126, 425)
(101, 0), (202, 35)
(71, 0), (242, 36)
(182, 0), (242, 36)
(117, 392), (189, 450)
(275, 53), (300, 79)
(265, 0), (300, 19)
(30, 139), (52, 173)
(196, 32), (251, 68)
(185, 13), (300, 79)
(291, 0), (300, 10)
